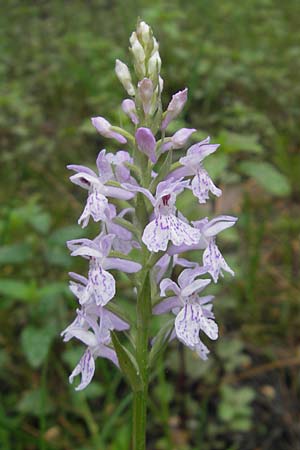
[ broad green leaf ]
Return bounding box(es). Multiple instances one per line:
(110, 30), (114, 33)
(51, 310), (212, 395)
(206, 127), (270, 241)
(0, 279), (37, 302)
(48, 225), (83, 246)
(239, 161), (291, 196)
(38, 282), (69, 299)
(0, 243), (32, 265)
(232, 417), (252, 432)
(218, 402), (235, 421)
(203, 153), (229, 179)
(45, 246), (71, 267)
(21, 324), (57, 368)
(111, 331), (142, 391)
(28, 211), (51, 234)
(218, 130), (263, 153)
(17, 388), (54, 416)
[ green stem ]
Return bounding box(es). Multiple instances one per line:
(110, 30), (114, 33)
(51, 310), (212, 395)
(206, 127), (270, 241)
(133, 281), (150, 448)
(133, 388), (148, 450)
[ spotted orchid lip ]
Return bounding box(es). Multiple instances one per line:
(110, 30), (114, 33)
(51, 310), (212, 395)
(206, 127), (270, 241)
(162, 194), (171, 205)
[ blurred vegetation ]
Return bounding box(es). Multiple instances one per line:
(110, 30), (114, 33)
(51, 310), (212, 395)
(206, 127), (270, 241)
(0, 0), (300, 449)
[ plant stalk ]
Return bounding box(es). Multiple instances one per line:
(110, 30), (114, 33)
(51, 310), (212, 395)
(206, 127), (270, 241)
(133, 268), (150, 449)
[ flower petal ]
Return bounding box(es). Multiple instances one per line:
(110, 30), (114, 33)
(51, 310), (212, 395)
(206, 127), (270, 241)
(203, 215), (238, 237)
(69, 349), (95, 391)
(160, 278), (181, 296)
(103, 309), (130, 331)
(71, 246), (102, 258)
(135, 127), (157, 163)
(177, 266), (208, 288)
(166, 166), (192, 181)
(121, 183), (156, 205)
(70, 172), (99, 190)
(153, 296), (180, 314)
(94, 344), (119, 367)
(168, 215), (200, 247)
(78, 191), (108, 227)
(91, 117), (127, 144)
(142, 214), (199, 253)
(67, 328), (98, 347)
(175, 304), (202, 347)
(203, 240), (234, 283)
(191, 169), (222, 204)
(161, 128), (196, 152)
(104, 185), (135, 200)
(161, 88), (188, 130)
(67, 165), (97, 177)
(69, 272), (88, 285)
(186, 139), (219, 160)
(142, 216), (170, 252)
(195, 341), (210, 360)
(181, 278), (211, 297)
(198, 315), (218, 340)
(88, 265), (116, 306)
(104, 257), (142, 273)
(96, 150), (114, 183)
(175, 303), (218, 348)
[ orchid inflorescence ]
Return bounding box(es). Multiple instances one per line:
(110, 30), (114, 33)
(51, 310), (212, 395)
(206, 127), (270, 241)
(61, 20), (237, 398)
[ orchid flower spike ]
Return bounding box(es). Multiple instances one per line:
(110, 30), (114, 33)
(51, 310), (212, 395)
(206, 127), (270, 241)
(63, 20), (237, 399)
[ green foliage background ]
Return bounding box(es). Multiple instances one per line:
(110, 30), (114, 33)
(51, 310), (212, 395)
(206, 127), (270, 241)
(0, 1), (300, 449)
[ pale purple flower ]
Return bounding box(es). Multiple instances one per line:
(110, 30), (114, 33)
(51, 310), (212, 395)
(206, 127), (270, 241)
(91, 116), (127, 144)
(169, 215), (237, 282)
(153, 268), (217, 360)
(161, 88), (188, 130)
(154, 253), (199, 283)
(106, 150), (134, 184)
(67, 233), (141, 305)
(122, 99), (139, 125)
(169, 137), (222, 204)
(135, 127), (157, 163)
(62, 305), (128, 390)
(161, 128), (196, 152)
(68, 150), (134, 227)
(123, 179), (200, 252)
(69, 349), (95, 391)
(102, 204), (140, 254)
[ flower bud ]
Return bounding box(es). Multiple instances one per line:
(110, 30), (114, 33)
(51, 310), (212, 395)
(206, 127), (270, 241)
(122, 99), (139, 125)
(115, 60), (135, 96)
(161, 88), (188, 130)
(148, 51), (161, 79)
(137, 21), (151, 47)
(138, 78), (154, 115)
(91, 116), (127, 144)
(135, 127), (157, 163)
(130, 32), (145, 63)
(162, 128), (196, 152)
(152, 37), (159, 53)
(130, 32), (146, 77)
(155, 76), (164, 96)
